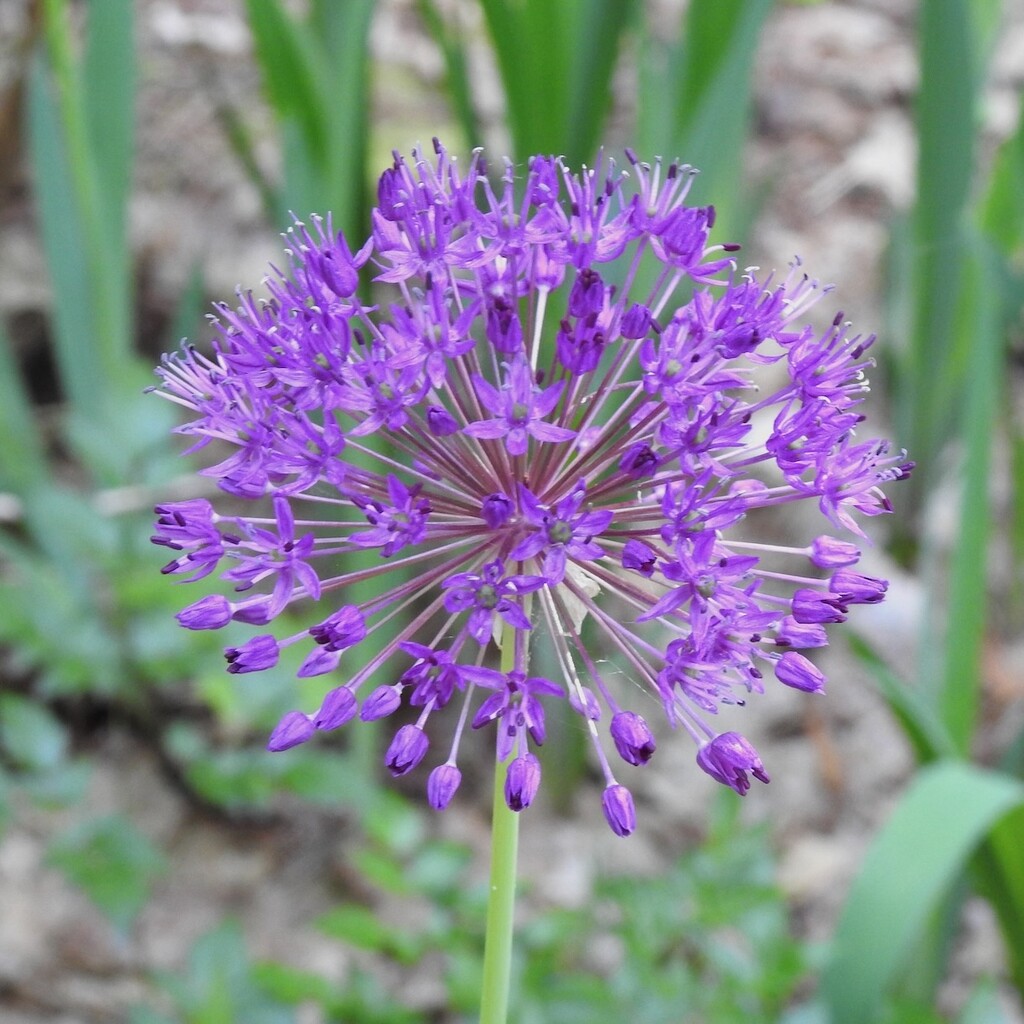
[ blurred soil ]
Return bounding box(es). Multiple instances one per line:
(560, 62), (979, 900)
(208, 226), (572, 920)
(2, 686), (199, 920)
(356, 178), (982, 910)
(1, 0), (1024, 1021)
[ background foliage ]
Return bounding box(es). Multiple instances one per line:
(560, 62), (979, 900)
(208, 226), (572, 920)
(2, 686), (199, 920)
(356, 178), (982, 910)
(0, 0), (1022, 1021)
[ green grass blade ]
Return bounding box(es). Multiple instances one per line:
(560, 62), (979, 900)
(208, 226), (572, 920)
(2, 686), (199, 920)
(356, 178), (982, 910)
(901, 0), (980, 506)
(978, 102), (1024, 609)
(562, 0), (637, 164)
(243, 0), (329, 168)
(416, 0), (483, 148)
(312, 0), (374, 239)
(31, 0), (136, 416)
(822, 761), (1024, 1024)
(920, 234), (1002, 751)
(638, 0), (773, 233)
(848, 635), (957, 764)
(25, 48), (103, 414)
(82, 0), (134, 236)
(244, 0), (373, 234)
(974, 808), (1024, 994)
(480, 0), (637, 163)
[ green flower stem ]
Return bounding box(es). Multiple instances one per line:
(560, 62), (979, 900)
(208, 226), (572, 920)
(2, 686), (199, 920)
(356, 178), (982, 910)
(479, 624), (521, 1024)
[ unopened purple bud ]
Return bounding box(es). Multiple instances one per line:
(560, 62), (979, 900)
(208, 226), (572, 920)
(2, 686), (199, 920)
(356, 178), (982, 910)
(427, 406), (460, 436)
(620, 302), (652, 339)
(267, 711), (314, 752)
(602, 784), (636, 837)
(504, 753), (541, 811)
(791, 589), (847, 624)
(176, 594), (232, 630)
(776, 616), (828, 648)
(568, 686), (601, 720)
(309, 605), (366, 650)
(610, 711), (657, 766)
(829, 571), (888, 605)
(775, 651), (826, 693)
(619, 442), (659, 480)
(297, 646), (342, 677)
(224, 634), (279, 674)
(231, 599), (274, 625)
(696, 732), (769, 795)
(427, 763), (462, 810)
(376, 166), (402, 220)
(810, 535), (861, 568)
(622, 540), (657, 578)
(568, 268), (605, 318)
(360, 684), (402, 721)
(481, 492), (513, 529)
(385, 724), (429, 777)
(314, 686), (358, 730)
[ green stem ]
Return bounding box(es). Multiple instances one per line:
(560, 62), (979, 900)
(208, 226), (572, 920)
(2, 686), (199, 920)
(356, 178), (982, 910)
(478, 624), (520, 1024)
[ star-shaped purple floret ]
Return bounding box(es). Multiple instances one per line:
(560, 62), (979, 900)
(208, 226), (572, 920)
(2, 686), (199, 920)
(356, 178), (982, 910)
(463, 357), (575, 456)
(509, 481), (612, 583)
(441, 560), (547, 645)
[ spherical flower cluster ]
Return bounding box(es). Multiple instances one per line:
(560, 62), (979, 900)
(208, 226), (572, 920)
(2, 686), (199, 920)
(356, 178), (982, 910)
(153, 141), (910, 837)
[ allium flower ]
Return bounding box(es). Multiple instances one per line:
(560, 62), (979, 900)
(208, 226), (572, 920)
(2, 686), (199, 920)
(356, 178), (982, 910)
(153, 140), (911, 837)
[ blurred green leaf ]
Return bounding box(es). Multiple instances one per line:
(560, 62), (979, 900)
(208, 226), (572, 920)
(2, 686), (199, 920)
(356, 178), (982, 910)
(316, 904), (421, 964)
(26, 46), (103, 413)
(480, 0), (638, 164)
(32, 0), (135, 421)
(928, 234), (1002, 750)
(243, 0), (374, 234)
(155, 920), (295, 1024)
(980, 102), (1024, 255)
(823, 761), (1024, 1024)
(416, 0), (482, 148)
(850, 635), (957, 764)
(0, 321), (47, 494)
(82, 0), (135, 235)
(638, 0), (773, 233)
(243, 0), (328, 165)
(899, 0), (985, 509)
(48, 814), (167, 931)
(0, 693), (68, 771)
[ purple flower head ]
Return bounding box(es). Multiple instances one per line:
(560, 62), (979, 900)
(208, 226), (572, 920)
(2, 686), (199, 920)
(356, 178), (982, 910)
(350, 475), (430, 557)
(398, 641), (466, 708)
(466, 667), (562, 761)
(155, 142), (908, 835)
(309, 605), (366, 651)
(481, 492), (513, 529)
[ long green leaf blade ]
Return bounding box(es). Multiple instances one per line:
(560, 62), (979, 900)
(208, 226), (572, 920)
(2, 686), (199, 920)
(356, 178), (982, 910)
(901, 0), (979, 507)
(83, 0), (134, 235)
(822, 761), (1024, 1024)
(26, 48), (102, 414)
(928, 234), (1001, 750)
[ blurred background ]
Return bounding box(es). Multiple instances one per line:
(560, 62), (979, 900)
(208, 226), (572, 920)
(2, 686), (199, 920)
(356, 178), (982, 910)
(1, 0), (1023, 1022)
